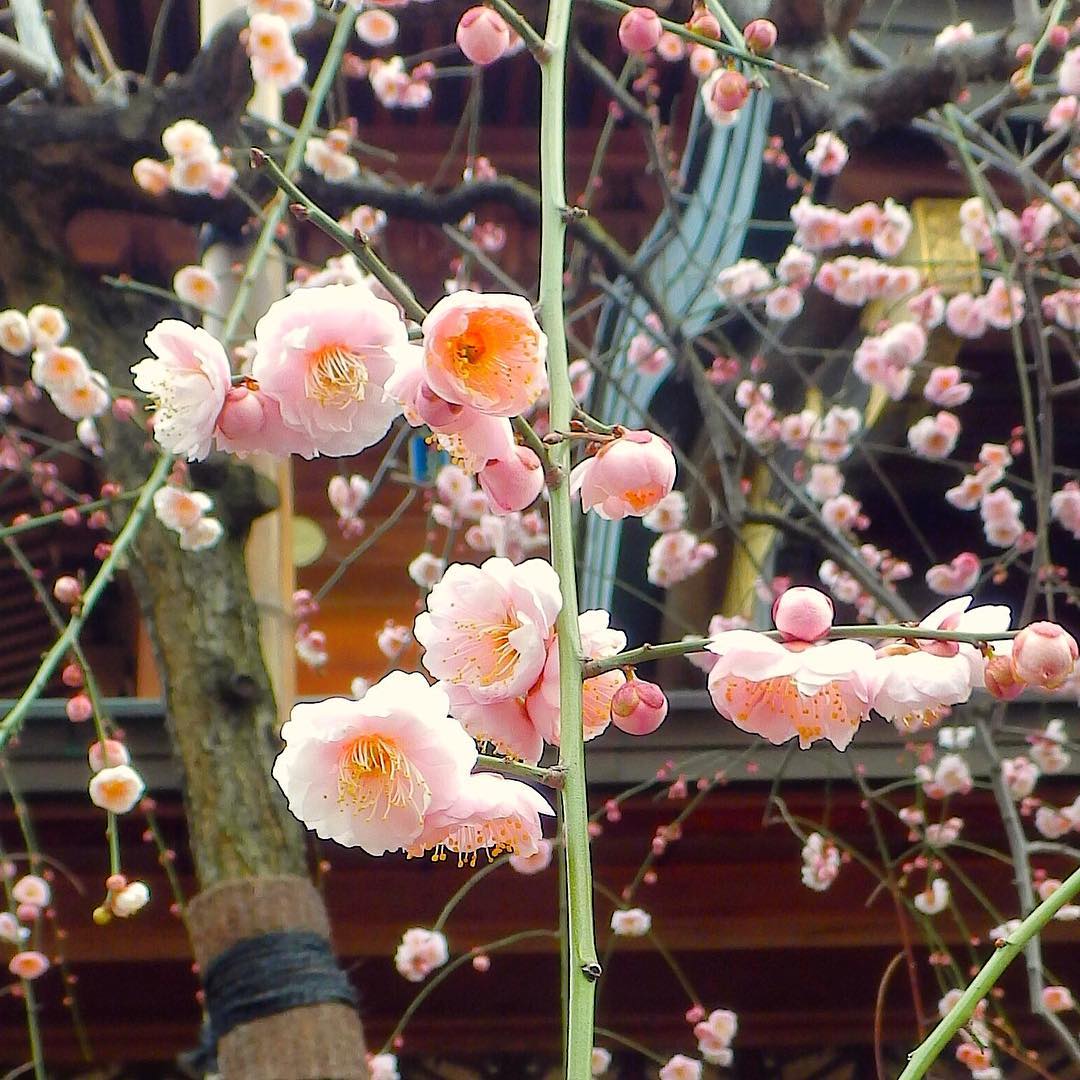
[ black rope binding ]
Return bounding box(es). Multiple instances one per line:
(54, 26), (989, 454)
(178, 930), (358, 1076)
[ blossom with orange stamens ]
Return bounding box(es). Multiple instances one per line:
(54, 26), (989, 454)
(421, 291), (547, 417)
(272, 672), (476, 854)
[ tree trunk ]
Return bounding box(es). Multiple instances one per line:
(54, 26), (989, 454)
(0, 139), (368, 1079)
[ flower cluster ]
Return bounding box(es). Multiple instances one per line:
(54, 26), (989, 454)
(245, 4), (311, 90)
(154, 482), (224, 552)
(132, 119), (236, 199)
(413, 556), (625, 761)
(3, 305), (111, 424)
(272, 671), (554, 860)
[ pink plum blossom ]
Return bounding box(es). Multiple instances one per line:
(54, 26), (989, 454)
(647, 529), (717, 587)
(11, 876), (49, 908)
(805, 132), (848, 175)
(907, 411), (961, 459)
(916, 753), (973, 799)
(394, 927), (449, 982)
(801, 832), (840, 890)
(355, 9), (398, 46)
(1042, 986), (1075, 1013)
(1051, 482), (1080, 538)
(924, 366), (972, 407)
(132, 321), (231, 461)
(526, 610), (626, 745)
(610, 907), (651, 936)
(271, 673), (477, 854)
(415, 557), (561, 704)
(659, 1055), (703, 1080)
(1001, 756), (1040, 800)
(706, 630), (880, 750)
(405, 772), (554, 861)
(642, 491), (687, 532)
(914, 878), (950, 915)
(570, 429), (676, 520)
(421, 292), (546, 416)
(9, 951), (49, 980)
(925, 553), (981, 596)
(251, 284), (405, 457)
(693, 1008), (737, 1066)
(89, 764), (145, 814)
(154, 485), (212, 532)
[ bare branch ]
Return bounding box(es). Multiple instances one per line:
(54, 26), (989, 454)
(9, 0), (59, 86)
(0, 31), (57, 90)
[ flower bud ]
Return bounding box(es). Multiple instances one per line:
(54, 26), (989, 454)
(570, 429), (676, 520)
(985, 654), (1026, 700)
(415, 383), (465, 429)
(89, 739), (130, 773)
(772, 586), (834, 643)
(1049, 24), (1070, 50)
(66, 694), (93, 723)
(215, 386), (268, 439)
(618, 7), (663, 53)
(1011, 621), (1078, 689)
(53, 576), (81, 606)
(687, 11), (720, 39)
(610, 678), (669, 735)
(61, 663), (84, 688)
(456, 8), (511, 65)
(743, 18), (778, 52)
(132, 159), (170, 196)
(711, 69), (750, 113)
(478, 446), (545, 515)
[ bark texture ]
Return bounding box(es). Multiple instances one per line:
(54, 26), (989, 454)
(0, 15), (368, 1075)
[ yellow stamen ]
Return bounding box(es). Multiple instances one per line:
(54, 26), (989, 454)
(306, 344), (369, 408)
(337, 734), (423, 821)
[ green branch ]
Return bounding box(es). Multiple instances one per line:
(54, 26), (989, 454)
(898, 862), (1080, 1079)
(0, 453), (172, 752)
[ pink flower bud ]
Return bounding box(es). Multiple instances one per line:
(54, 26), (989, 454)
(1011, 621), (1079, 690)
(8, 951), (49, 980)
(88, 739), (130, 772)
(456, 8), (511, 65)
(61, 663), (84, 688)
(105, 874), (127, 892)
(570, 429), (676, 520)
(1049, 24), (1070, 50)
(772, 586), (834, 643)
(132, 159), (170, 196)
(216, 386), (268, 439)
(687, 12), (721, 39)
(743, 18), (778, 52)
(985, 654), (1026, 700)
(477, 446), (545, 515)
(15, 905), (39, 924)
(711, 69), (750, 112)
(112, 397), (136, 421)
(618, 7), (663, 53)
(66, 694), (93, 723)
(52, 576), (81, 606)
(415, 383), (464, 429)
(610, 678), (669, 735)
(471, 953), (491, 972)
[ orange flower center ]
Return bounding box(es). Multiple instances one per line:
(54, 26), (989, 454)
(337, 734), (424, 821)
(306, 344), (369, 408)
